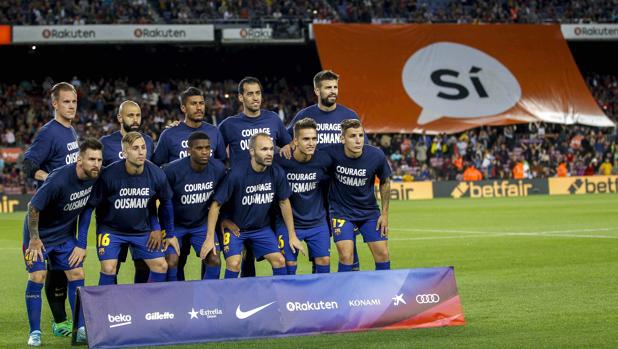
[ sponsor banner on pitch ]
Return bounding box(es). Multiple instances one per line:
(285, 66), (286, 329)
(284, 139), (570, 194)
(549, 176), (618, 195)
(434, 179), (549, 199)
(12, 25), (215, 43)
(0, 195), (31, 213)
(77, 268), (464, 348)
(561, 24), (618, 41)
(374, 182), (434, 200)
(0, 147), (22, 162)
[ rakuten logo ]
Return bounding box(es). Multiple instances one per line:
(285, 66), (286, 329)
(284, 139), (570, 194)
(285, 301), (339, 312)
(145, 312), (175, 320)
(107, 313), (132, 328)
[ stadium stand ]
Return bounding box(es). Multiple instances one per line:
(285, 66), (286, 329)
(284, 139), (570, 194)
(0, 74), (616, 194)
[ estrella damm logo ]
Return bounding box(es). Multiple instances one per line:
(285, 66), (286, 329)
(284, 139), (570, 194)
(549, 176), (618, 195)
(449, 180), (535, 199)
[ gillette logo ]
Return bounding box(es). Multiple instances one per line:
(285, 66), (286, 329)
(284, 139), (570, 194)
(145, 312), (175, 321)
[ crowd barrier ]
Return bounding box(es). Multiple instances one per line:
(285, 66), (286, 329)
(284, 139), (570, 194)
(74, 268), (464, 348)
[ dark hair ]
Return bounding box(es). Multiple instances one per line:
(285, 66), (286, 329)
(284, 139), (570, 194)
(79, 137), (103, 154)
(179, 87), (205, 106)
(340, 119), (363, 135)
(238, 77), (263, 95)
(50, 82), (77, 101)
(293, 118), (317, 139)
(313, 70), (339, 88)
(188, 131), (211, 147)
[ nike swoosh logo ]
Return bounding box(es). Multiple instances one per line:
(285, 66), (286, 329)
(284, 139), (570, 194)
(235, 302), (276, 319)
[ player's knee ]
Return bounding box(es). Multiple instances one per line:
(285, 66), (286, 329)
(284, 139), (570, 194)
(225, 257), (241, 272)
(66, 268), (85, 281)
(29, 271), (47, 283)
(150, 260), (168, 273)
(269, 253), (286, 268)
(338, 253), (354, 265)
(315, 256), (330, 266)
(100, 263), (117, 275)
(286, 260), (298, 267)
(166, 255), (179, 268)
(372, 248), (390, 262)
(206, 253), (221, 267)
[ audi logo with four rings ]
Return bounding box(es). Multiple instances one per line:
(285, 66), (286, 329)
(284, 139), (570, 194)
(415, 294), (440, 304)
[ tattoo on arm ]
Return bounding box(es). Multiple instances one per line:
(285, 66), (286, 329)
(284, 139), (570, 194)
(379, 178), (391, 214)
(27, 203), (40, 240)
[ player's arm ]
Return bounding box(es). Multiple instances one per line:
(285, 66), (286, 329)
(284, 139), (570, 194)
(69, 206), (93, 267)
(200, 201), (222, 259)
(159, 198), (179, 255)
(26, 202), (45, 262)
(377, 177), (391, 237)
(23, 159), (49, 182)
(279, 199), (305, 256)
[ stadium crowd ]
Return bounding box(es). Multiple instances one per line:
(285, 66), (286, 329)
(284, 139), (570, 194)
(2, 0), (618, 25)
(1, 74), (617, 193)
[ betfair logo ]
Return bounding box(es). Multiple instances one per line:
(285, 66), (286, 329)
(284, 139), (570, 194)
(567, 177), (618, 194)
(450, 181), (532, 199)
(0, 196), (19, 213)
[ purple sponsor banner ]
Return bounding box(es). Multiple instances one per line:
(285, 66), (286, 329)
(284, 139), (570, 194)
(77, 267), (465, 348)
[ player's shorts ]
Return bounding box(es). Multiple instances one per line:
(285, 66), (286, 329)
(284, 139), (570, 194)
(22, 238), (82, 273)
(331, 217), (388, 243)
(96, 228), (165, 261)
(276, 223), (330, 262)
(164, 226), (219, 256)
(222, 227), (280, 260)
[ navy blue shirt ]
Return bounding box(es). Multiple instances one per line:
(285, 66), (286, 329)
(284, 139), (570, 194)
(24, 119), (79, 185)
(219, 110), (292, 165)
(213, 163), (291, 232)
(325, 144), (392, 220)
(287, 104), (367, 150)
(100, 131), (155, 167)
(274, 151), (333, 229)
(89, 160), (172, 235)
(152, 122), (226, 166)
(24, 163), (96, 246)
(163, 157), (226, 229)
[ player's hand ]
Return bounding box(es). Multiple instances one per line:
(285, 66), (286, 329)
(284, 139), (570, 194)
(221, 218), (240, 237)
(200, 239), (215, 260)
(288, 235), (306, 256)
(26, 238), (45, 263)
(165, 120), (181, 129)
(147, 230), (163, 251)
(164, 236), (180, 255)
(377, 214), (389, 237)
(68, 246), (87, 267)
(280, 144), (294, 159)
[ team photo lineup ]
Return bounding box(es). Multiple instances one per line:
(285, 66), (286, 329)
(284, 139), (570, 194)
(21, 70), (393, 345)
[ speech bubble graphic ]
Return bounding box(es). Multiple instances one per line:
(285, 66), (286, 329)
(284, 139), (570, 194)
(402, 42), (521, 125)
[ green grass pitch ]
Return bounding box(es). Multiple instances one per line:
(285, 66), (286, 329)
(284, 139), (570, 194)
(1, 195), (617, 348)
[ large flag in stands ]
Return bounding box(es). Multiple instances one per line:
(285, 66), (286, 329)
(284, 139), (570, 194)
(313, 24), (615, 134)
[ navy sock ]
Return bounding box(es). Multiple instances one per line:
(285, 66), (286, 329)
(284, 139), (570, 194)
(166, 267), (178, 282)
(224, 269), (239, 279)
(133, 260), (149, 284)
(148, 271), (167, 283)
(203, 265), (221, 280)
(315, 264), (330, 273)
(272, 266), (287, 276)
(286, 264), (298, 275)
(68, 279), (85, 328)
(352, 244), (360, 271)
(99, 272), (117, 286)
(375, 261), (391, 270)
(338, 263), (354, 272)
(25, 280), (44, 333)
